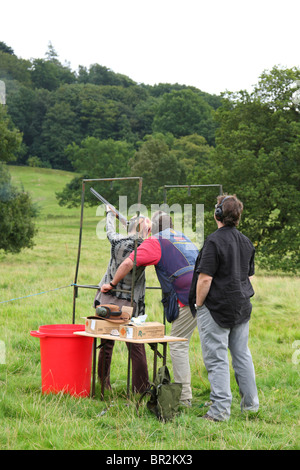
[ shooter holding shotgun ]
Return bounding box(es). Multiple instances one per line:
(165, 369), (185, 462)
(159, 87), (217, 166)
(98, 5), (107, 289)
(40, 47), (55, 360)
(91, 188), (151, 393)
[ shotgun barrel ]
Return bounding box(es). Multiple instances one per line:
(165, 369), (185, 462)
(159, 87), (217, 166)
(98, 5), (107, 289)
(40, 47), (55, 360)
(90, 187), (128, 226)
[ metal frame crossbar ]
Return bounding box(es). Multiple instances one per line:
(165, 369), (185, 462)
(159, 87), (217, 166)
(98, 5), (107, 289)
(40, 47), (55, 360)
(163, 184), (223, 203)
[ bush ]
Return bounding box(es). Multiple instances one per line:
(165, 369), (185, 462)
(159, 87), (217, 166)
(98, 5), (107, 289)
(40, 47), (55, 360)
(0, 163), (37, 253)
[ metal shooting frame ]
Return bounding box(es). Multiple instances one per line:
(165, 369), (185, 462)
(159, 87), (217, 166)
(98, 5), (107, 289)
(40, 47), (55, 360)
(72, 176), (143, 324)
(72, 176), (166, 398)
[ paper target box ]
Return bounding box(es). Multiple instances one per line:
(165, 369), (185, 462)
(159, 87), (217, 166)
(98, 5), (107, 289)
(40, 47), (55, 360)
(119, 322), (165, 340)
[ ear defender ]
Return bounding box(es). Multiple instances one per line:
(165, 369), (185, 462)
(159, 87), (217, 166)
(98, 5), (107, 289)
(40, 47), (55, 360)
(215, 196), (230, 221)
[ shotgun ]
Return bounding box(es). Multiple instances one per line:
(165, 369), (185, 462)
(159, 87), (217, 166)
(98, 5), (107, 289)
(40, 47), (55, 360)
(90, 187), (129, 226)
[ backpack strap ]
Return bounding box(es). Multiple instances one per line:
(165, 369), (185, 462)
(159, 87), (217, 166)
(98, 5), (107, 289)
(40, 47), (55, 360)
(136, 384), (156, 417)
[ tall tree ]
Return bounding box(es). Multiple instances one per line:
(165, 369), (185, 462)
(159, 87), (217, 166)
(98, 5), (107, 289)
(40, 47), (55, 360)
(0, 41), (14, 55)
(39, 101), (81, 169)
(129, 134), (186, 206)
(30, 54), (75, 91)
(152, 89), (217, 145)
(212, 66), (300, 272)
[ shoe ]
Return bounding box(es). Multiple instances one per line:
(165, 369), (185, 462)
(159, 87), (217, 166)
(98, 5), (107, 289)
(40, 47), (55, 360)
(179, 399), (192, 407)
(201, 413), (220, 422)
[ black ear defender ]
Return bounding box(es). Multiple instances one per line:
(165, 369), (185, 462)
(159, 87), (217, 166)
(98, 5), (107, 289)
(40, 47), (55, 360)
(215, 196), (230, 221)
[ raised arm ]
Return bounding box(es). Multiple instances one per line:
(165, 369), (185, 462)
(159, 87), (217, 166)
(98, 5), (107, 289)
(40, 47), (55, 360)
(105, 209), (126, 243)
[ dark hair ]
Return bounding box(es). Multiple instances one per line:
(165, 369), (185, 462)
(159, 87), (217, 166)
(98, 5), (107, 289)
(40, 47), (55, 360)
(216, 195), (243, 227)
(151, 211), (173, 234)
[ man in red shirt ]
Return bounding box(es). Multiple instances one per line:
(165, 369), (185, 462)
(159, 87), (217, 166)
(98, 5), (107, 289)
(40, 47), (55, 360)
(101, 211), (198, 406)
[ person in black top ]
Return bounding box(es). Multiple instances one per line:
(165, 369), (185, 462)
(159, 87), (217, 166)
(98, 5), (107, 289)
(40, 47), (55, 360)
(189, 195), (259, 421)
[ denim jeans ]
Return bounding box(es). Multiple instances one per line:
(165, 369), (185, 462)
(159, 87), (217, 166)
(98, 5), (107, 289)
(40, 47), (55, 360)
(196, 304), (259, 421)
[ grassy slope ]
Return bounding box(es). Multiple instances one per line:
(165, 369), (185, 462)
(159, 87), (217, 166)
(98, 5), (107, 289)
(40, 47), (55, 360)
(0, 165), (299, 450)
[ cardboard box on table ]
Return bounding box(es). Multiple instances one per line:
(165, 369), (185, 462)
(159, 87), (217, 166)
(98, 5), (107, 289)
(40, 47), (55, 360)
(84, 305), (132, 335)
(119, 322), (165, 340)
(84, 318), (122, 335)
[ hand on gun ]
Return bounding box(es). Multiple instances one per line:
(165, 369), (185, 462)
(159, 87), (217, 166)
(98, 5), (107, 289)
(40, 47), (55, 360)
(106, 205), (127, 229)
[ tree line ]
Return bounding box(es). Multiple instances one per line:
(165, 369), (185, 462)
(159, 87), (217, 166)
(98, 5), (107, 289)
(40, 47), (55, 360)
(0, 41), (299, 272)
(0, 42), (220, 169)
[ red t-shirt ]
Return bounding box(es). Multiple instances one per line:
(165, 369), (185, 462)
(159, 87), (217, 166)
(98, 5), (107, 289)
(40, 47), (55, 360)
(129, 237), (161, 266)
(129, 237), (186, 307)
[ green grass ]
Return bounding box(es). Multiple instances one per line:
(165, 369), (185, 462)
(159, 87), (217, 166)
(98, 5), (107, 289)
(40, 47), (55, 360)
(0, 165), (299, 450)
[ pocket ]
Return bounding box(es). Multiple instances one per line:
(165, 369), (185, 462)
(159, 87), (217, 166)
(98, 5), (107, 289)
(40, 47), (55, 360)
(241, 279), (255, 298)
(197, 304), (207, 312)
(161, 288), (179, 323)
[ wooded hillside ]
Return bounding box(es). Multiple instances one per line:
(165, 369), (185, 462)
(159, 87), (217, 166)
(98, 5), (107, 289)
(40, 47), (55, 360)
(0, 41), (299, 271)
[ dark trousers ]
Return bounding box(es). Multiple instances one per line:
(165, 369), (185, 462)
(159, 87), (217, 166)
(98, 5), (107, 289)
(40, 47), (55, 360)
(98, 339), (149, 393)
(97, 293), (149, 393)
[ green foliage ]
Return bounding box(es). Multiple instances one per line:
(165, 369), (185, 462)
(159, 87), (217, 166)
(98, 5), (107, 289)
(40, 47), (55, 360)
(0, 163), (37, 254)
(0, 105), (37, 254)
(152, 89), (217, 145)
(2, 44), (219, 169)
(0, 41), (14, 55)
(0, 51), (32, 86)
(67, 137), (133, 176)
(171, 134), (212, 174)
(166, 135), (217, 239)
(6, 86), (52, 165)
(129, 134), (186, 205)
(78, 63), (136, 88)
(27, 156), (44, 168)
(39, 101), (80, 170)
(212, 66), (300, 272)
(30, 43), (76, 91)
(0, 105), (22, 162)
(56, 137), (135, 207)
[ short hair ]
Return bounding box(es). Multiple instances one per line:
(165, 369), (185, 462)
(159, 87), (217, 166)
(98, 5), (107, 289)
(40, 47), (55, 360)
(151, 211), (173, 234)
(128, 214), (146, 235)
(216, 195), (243, 227)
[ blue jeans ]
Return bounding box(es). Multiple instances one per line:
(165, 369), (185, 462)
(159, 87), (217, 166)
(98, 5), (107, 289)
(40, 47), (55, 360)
(197, 305), (259, 421)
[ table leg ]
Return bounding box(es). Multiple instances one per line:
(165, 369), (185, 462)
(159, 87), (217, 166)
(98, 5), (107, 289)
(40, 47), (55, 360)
(127, 342), (131, 399)
(91, 338), (97, 398)
(100, 340), (106, 400)
(163, 342), (167, 366)
(153, 343), (158, 382)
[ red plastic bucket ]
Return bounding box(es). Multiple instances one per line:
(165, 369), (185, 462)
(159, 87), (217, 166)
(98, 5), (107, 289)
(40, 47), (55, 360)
(30, 324), (93, 397)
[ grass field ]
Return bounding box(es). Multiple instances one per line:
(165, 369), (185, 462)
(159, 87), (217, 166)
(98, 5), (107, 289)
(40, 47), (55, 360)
(0, 165), (299, 451)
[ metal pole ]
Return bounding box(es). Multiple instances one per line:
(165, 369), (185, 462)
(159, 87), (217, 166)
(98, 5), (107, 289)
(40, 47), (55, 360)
(127, 343), (132, 399)
(130, 177), (143, 313)
(153, 343), (158, 381)
(163, 183), (223, 198)
(72, 180), (85, 324)
(83, 177), (143, 183)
